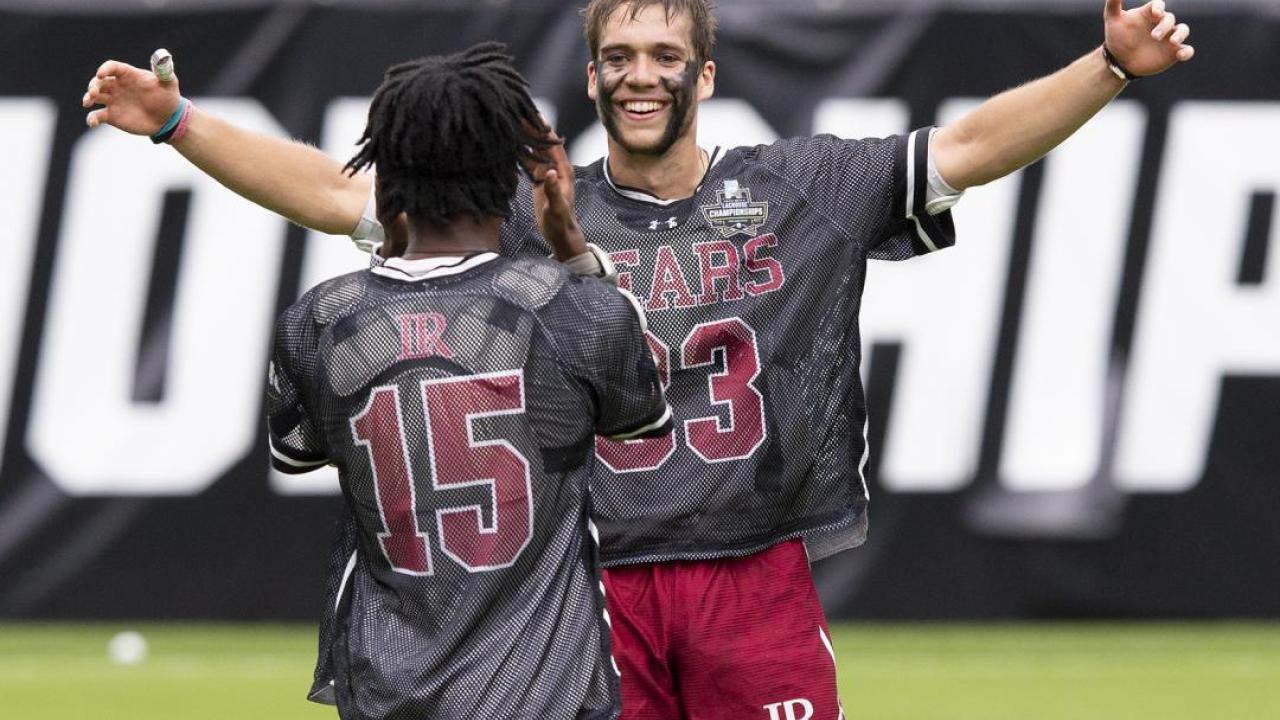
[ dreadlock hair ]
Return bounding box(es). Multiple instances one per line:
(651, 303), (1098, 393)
(582, 0), (718, 65)
(344, 42), (556, 228)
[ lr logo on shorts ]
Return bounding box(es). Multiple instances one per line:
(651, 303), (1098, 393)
(763, 698), (814, 720)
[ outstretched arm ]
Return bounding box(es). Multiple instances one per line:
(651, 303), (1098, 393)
(932, 0), (1194, 191)
(83, 58), (371, 236)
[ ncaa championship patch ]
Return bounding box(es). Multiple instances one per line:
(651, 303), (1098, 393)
(701, 179), (770, 238)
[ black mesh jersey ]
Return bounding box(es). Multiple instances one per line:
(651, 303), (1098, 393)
(499, 128), (955, 566)
(267, 254), (669, 720)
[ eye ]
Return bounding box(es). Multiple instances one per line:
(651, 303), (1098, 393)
(604, 53), (628, 66)
(658, 53), (682, 64)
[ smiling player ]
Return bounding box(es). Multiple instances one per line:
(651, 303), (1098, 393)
(84, 2), (1194, 717)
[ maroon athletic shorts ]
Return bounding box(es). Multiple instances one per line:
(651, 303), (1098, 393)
(601, 539), (845, 720)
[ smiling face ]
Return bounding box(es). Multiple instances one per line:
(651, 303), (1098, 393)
(587, 3), (715, 158)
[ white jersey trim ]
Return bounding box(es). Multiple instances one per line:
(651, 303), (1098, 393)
(269, 436), (327, 469)
(371, 253), (500, 281)
(818, 626), (848, 719)
(335, 549), (357, 612)
(906, 129), (941, 253)
(307, 548), (359, 705)
(602, 146), (723, 206)
(606, 404), (673, 441)
(857, 415), (871, 502)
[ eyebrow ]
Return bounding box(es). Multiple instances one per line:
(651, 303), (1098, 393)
(599, 41), (689, 56)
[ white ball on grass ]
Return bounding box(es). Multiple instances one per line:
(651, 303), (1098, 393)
(107, 630), (148, 665)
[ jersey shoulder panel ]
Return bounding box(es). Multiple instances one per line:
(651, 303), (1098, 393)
(268, 272), (375, 475)
(488, 255), (572, 312)
(743, 133), (901, 199)
(738, 132), (954, 260)
(536, 273), (633, 377)
(575, 158), (607, 182)
(541, 275), (668, 439)
(294, 269), (378, 329)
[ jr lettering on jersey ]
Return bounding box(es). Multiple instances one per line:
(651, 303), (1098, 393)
(610, 234), (787, 312)
(397, 313), (454, 360)
(763, 698), (814, 720)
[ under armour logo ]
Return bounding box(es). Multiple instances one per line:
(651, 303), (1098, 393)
(648, 216), (679, 231)
(397, 312), (454, 360)
(763, 698), (814, 720)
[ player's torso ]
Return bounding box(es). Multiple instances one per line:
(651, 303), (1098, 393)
(306, 262), (617, 719)
(506, 148), (873, 566)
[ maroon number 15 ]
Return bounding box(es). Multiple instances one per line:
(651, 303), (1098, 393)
(350, 371), (534, 576)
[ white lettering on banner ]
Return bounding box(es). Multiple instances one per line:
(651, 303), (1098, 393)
(0, 99), (56, 478)
(763, 698), (815, 720)
(999, 102), (1147, 491)
(28, 99), (290, 496)
(6, 94), (1272, 500)
(860, 99), (1020, 492)
(1117, 102), (1280, 491)
(813, 98), (909, 141)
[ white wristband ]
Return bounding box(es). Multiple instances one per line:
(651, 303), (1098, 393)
(350, 177), (385, 255)
(560, 243), (618, 286)
(925, 128), (964, 216)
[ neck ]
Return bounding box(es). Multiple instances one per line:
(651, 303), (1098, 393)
(402, 215), (503, 260)
(607, 132), (706, 201)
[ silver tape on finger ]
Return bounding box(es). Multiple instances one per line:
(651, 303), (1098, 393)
(150, 48), (174, 82)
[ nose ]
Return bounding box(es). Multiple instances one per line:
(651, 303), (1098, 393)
(627, 55), (661, 88)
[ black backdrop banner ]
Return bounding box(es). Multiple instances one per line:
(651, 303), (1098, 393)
(1, 2), (1278, 620)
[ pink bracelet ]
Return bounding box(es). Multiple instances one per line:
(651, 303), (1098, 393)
(168, 100), (195, 144)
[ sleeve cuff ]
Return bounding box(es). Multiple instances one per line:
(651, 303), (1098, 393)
(924, 128), (964, 215)
(904, 127), (957, 256)
(604, 404), (674, 441)
(269, 435), (329, 475)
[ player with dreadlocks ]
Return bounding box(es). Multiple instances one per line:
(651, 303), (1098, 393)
(265, 42), (670, 720)
(348, 45), (546, 227)
(86, 2), (1195, 717)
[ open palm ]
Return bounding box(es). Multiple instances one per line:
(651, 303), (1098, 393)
(83, 60), (182, 136)
(1104, 0), (1195, 78)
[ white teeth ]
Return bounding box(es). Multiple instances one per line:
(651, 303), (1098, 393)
(623, 101), (664, 113)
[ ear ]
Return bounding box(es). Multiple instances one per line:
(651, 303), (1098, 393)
(696, 60), (716, 102)
(587, 61), (599, 102)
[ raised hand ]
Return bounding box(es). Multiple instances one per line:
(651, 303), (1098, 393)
(529, 129), (588, 261)
(1104, 0), (1195, 78)
(82, 58), (182, 135)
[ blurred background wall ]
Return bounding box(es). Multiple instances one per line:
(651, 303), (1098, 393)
(0, 0), (1277, 621)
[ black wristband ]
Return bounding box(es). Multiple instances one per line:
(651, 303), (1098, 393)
(1103, 45), (1140, 81)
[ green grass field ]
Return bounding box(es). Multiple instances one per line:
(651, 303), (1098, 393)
(2, 623), (1277, 719)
